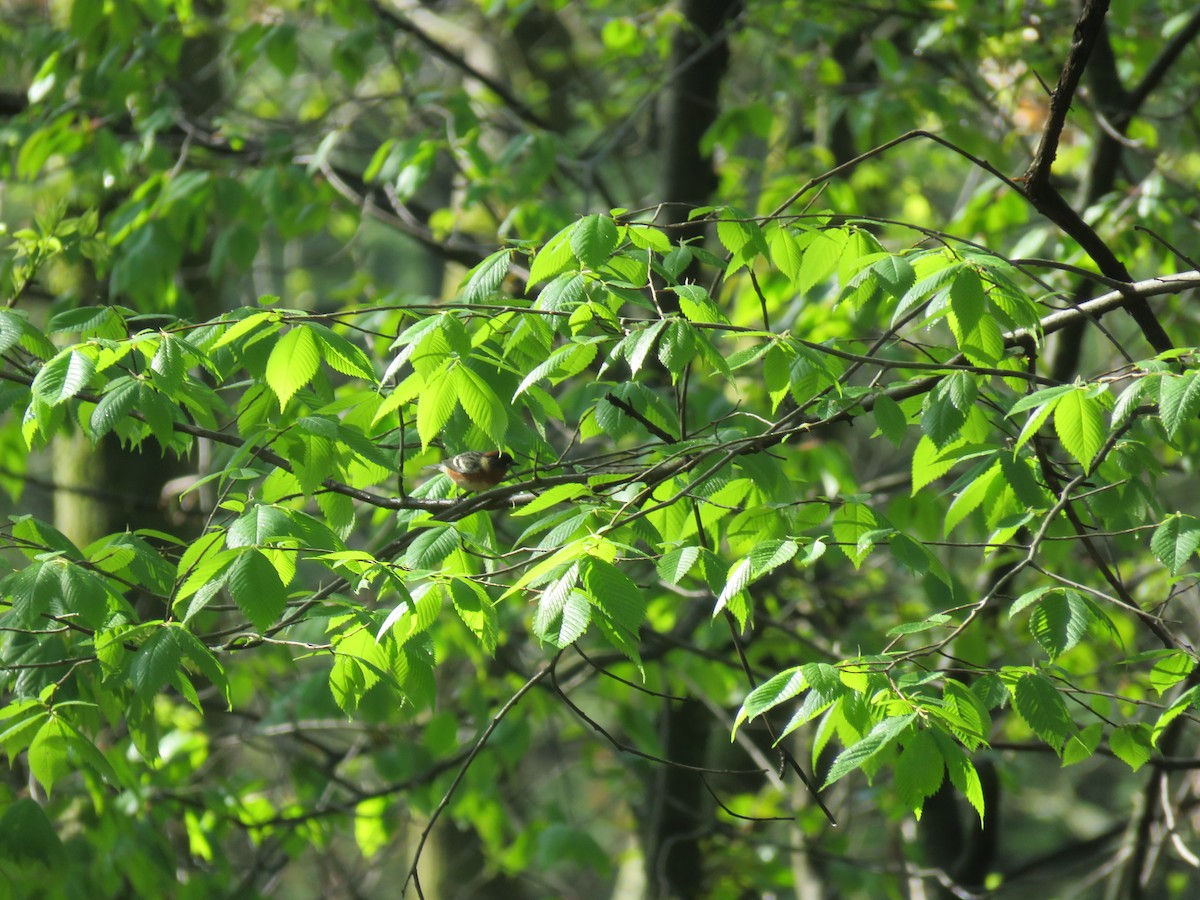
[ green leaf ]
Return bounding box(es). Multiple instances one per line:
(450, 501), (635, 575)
(1014, 400), (1057, 450)
(312, 324), (376, 380)
(932, 730), (985, 824)
(227, 504), (295, 548)
(449, 579), (498, 654)
(31, 348), (96, 406)
(949, 267), (985, 333)
(28, 717), (73, 795)
(1012, 673), (1073, 751)
(462, 248), (513, 302)
(536, 586), (591, 648)
(893, 729), (945, 814)
(1109, 724), (1153, 772)
(455, 366), (508, 445)
(1007, 384), (1077, 418)
(89, 376), (141, 438)
(529, 224), (578, 285)
(1054, 388), (1106, 471)
(582, 556), (644, 637)
(1062, 722), (1103, 766)
(266, 325), (321, 408)
(674, 284), (729, 325)
(405, 525), (459, 570)
(1027, 590), (1092, 661)
(797, 229), (845, 295)
(416, 365), (458, 447)
(534, 563), (585, 646)
(714, 556), (752, 625)
(227, 549), (288, 632)
(733, 666), (806, 734)
(833, 502), (877, 568)
(571, 215), (619, 269)
(921, 391), (967, 448)
(657, 546), (701, 584)
(212, 309), (278, 350)
(768, 227), (804, 283)
(822, 714), (915, 787)
(513, 483), (590, 518)
(750, 539), (798, 576)
(1151, 514), (1200, 575)
(1149, 650), (1197, 695)
(0, 799), (65, 866)
(1158, 370), (1200, 440)
(129, 626), (183, 699)
(873, 394), (907, 447)
(943, 459), (1000, 535)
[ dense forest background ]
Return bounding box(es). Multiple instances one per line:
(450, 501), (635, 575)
(3, 1), (1200, 897)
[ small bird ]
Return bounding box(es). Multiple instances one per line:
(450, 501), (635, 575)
(427, 450), (515, 492)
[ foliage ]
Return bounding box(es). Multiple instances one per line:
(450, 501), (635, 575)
(3, 1), (1200, 898)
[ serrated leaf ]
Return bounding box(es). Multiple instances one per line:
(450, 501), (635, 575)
(462, 249), (513, 302)
(571, 215), (619, 269)
(1151, 514), (1200, 575)
(129, 626), (183, 699)
(1158, 371), (1200, 440)
(921, 393), (967, 448)
(873, 394), (907, 446)
(1012, 673), (1073, 751)
(416, 366), (458, 447)
(227, 549), (288, 632)
(31, 348), (96, 406)
(733, 666), (807, 735)
(1054, 388), (1106, 471)
(1062, 722), (1103, 766)
(405, 526), (460, 570)
(894, 729), (945, 814)
(90, 376), (141, 438)
(714, 557), (752, 620)
(1014, 401), (1056, 450)
(28, 718), (72, 796)
(768, 227), (804, 283)
(449, 579), (498, 654)
(513, 484), (589, 518)
(1149, 650), (1197, 695)
(797, 230), (845, 295)
(749, 539), (798, 576)
(266, 325), (320, 408)
(1109, 724), (1152, 772)
(657, 546), (701, 584)
(529, 224), (577, 285)
(313, 324), (376, 380)
(1028, 590), (1092, 661)
(455, 366), (507, 445)
(949, 267), (985, 333)
(1007, 384), (1077, 418)
(822, 714), (915, 787)
(944, 459), (1000, 534)
(932, 730), (985, 823)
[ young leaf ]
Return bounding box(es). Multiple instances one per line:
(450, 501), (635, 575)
(1109, 724), (1153, 772)
(893, 729), (945, 815)
(1151, 514), (1200, 575)
(1158, 370), (1200, 440)
(129, 626), (184, 700)
(1054, 388), (1106, 471)
(227, 549), (288, 632)
(733, 666), (807, 734)
(571, 215), (619, 269)
(266, 325), (321, 408)
(1012, 673), (1073, 751)
(822, 714), (915, 788)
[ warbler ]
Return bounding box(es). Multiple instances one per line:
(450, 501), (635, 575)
(427, 450), (515, 492)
